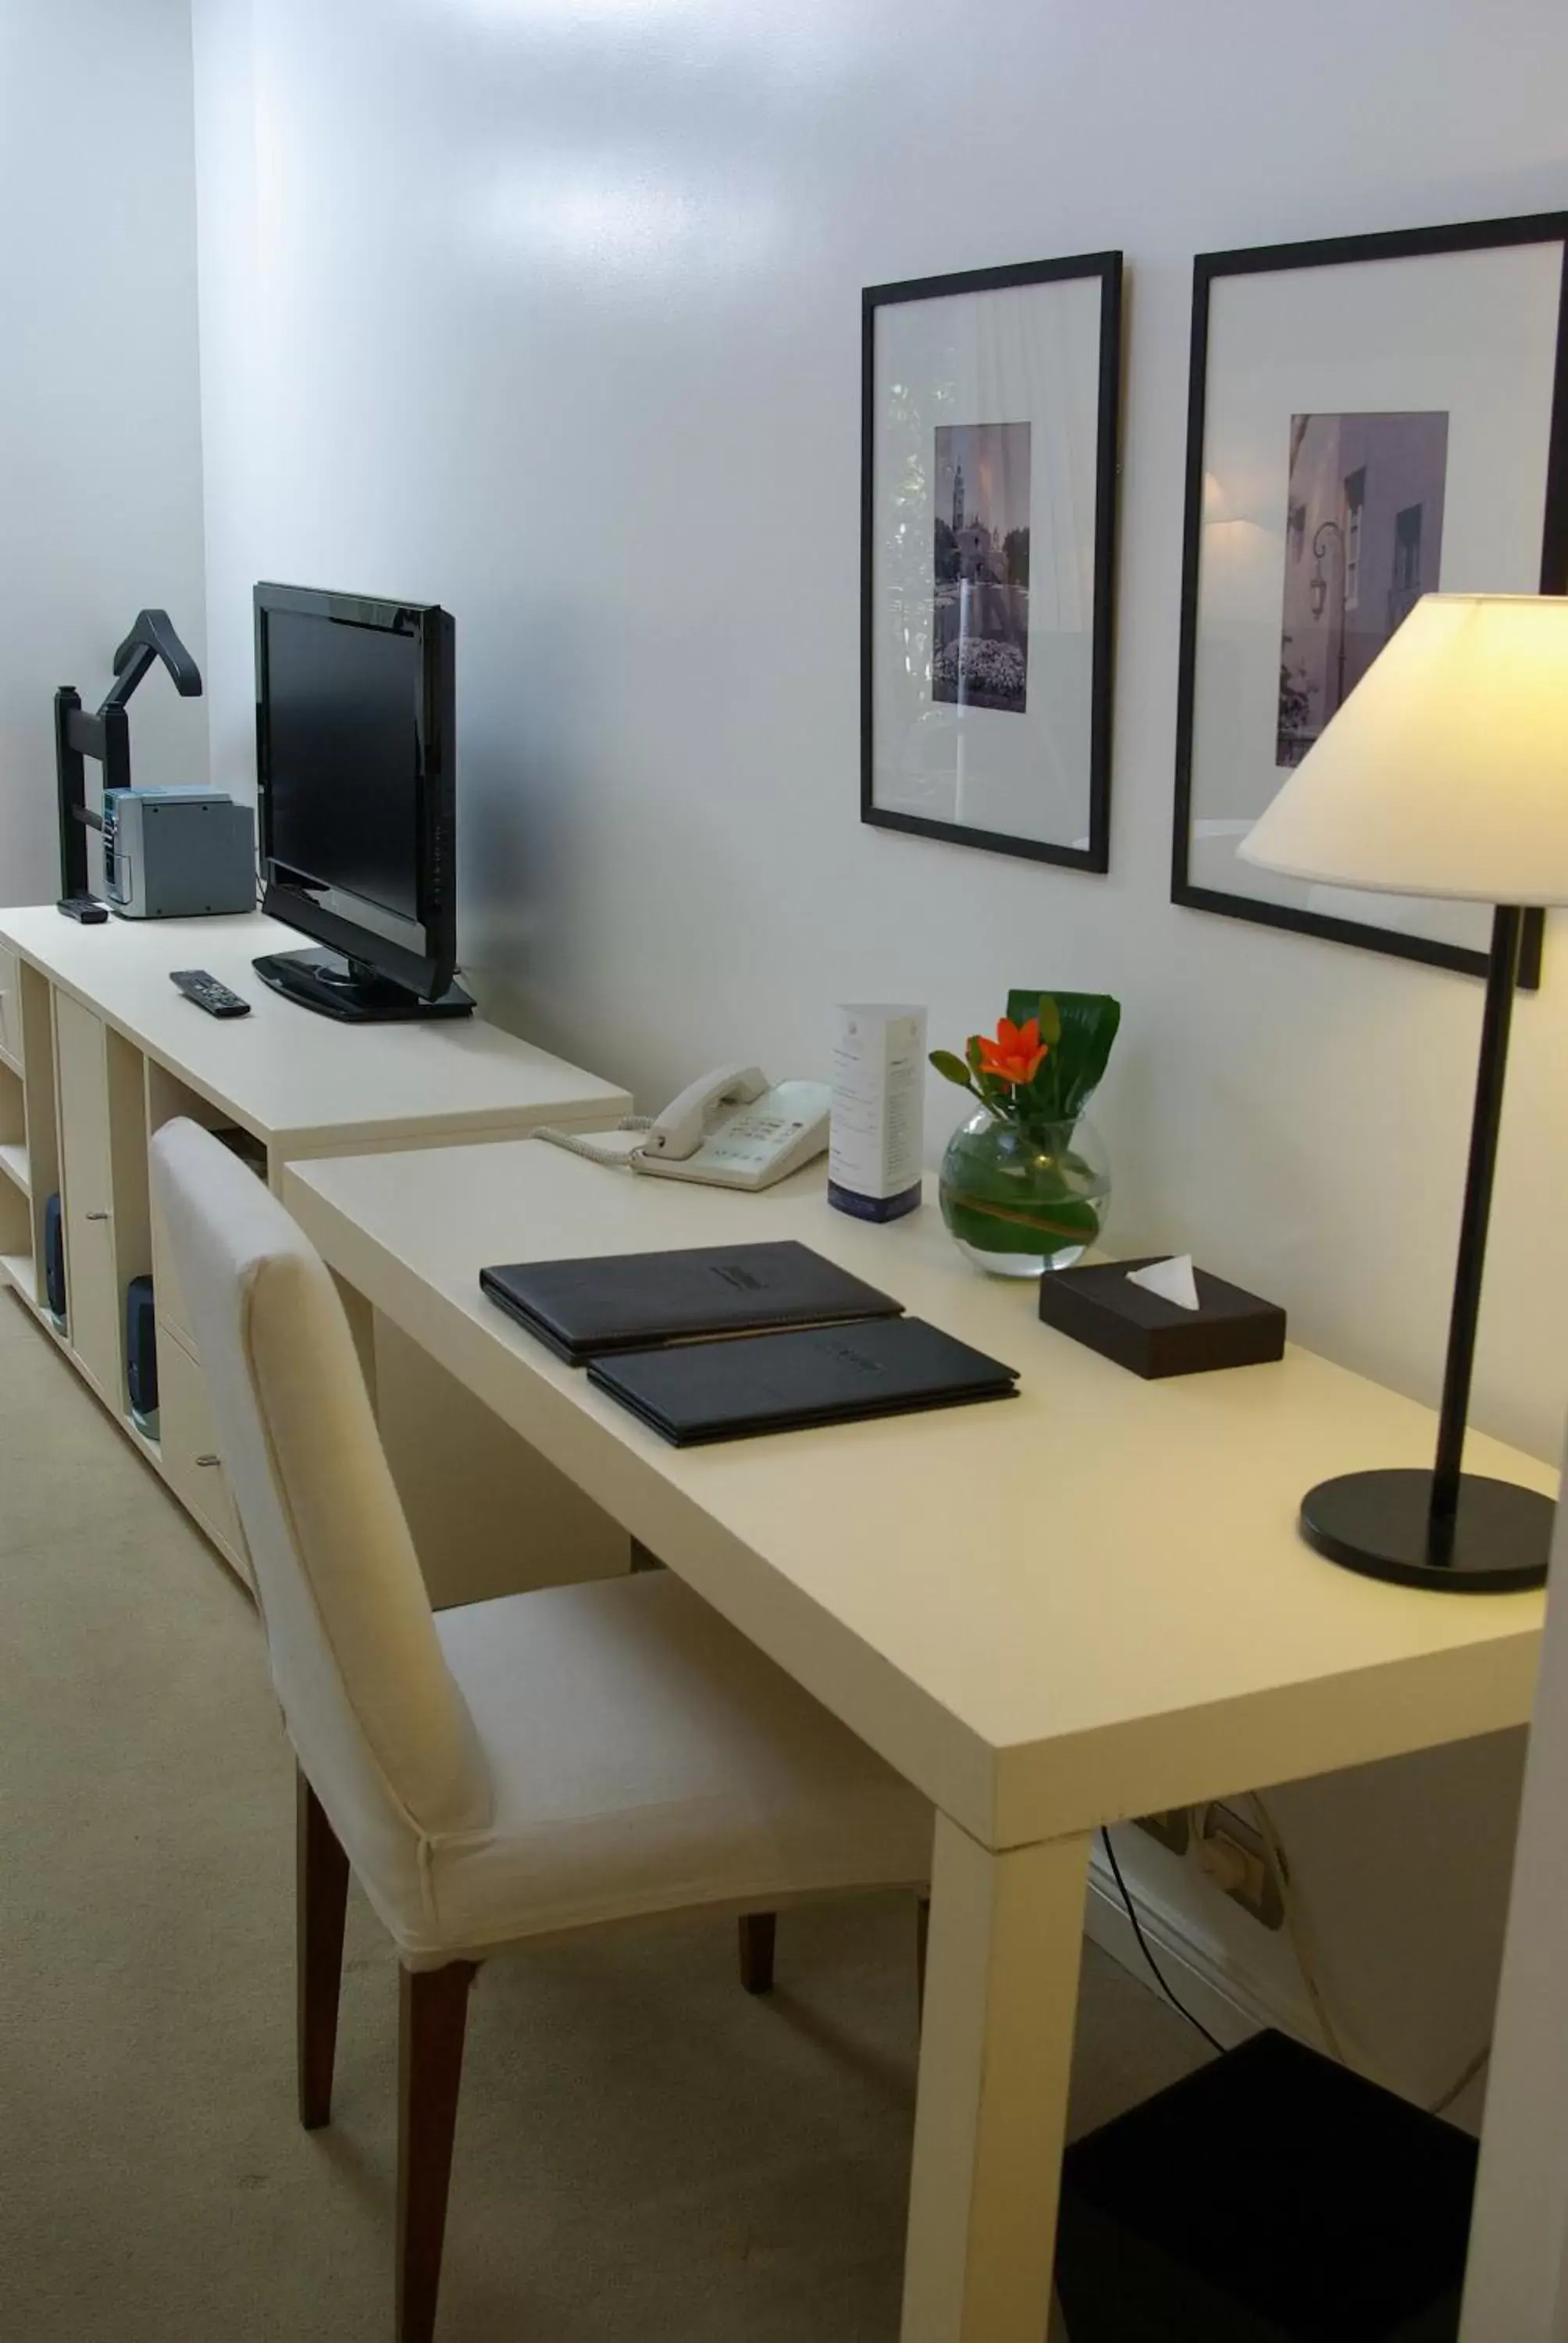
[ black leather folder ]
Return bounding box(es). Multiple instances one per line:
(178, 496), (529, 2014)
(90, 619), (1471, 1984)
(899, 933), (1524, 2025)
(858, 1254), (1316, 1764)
(479, 1239), (903, 1364)
(587, 1316), (1020, 1445)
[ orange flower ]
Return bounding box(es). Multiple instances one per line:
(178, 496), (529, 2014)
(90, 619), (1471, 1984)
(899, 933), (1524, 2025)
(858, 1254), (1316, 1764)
(975, 1015), (1048, 1086)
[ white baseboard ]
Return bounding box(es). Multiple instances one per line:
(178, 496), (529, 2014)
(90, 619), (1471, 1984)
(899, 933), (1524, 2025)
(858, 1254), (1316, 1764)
(1082, 1849), (1491, 2132)
(1084, 1846), (1320, 2055)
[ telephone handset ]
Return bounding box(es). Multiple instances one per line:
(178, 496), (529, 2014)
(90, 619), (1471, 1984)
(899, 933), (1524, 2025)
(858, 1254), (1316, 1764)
(536, 1064), (832, 1192)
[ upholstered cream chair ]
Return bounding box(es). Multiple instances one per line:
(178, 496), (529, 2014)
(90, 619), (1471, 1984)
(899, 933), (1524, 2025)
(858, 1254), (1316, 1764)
(150, 1120), (932, 2343)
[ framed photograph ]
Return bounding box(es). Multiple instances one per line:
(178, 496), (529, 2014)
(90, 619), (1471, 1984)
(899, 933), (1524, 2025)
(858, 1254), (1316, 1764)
(861, 251), (1123, 870)
(1174, 213), (1568, 986)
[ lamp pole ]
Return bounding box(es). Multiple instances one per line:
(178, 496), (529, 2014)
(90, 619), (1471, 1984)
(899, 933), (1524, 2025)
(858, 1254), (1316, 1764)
(1429, 904), (1524, 1542)
(1299, 893), (1550, 1589)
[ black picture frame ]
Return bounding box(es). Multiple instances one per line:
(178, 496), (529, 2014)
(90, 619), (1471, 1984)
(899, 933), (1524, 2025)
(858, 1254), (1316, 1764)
(1172, 212), (1568, 990)
(861, 251), (1123, 872)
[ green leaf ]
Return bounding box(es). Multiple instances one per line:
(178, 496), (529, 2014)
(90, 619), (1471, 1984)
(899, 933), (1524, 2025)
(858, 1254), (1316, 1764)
(963, 1036), (997, 1094)
(1007, 990), (1121, 1120)
(943, 1198), (1056, 1255)
(937, 1034), (1020, 1125)
(940, 1192), (1103, 1256)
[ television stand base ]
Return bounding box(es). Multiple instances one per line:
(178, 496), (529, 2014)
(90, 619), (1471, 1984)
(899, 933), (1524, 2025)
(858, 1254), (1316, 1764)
(252, 948), (475, 1022)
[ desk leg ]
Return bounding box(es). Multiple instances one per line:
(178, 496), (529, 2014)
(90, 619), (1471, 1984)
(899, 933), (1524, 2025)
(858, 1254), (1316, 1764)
(901, 1814), (1089, 2343)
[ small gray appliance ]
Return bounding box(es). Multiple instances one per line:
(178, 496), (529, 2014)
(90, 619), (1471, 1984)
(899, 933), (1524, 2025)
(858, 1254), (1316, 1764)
(101, 787), (255, 919)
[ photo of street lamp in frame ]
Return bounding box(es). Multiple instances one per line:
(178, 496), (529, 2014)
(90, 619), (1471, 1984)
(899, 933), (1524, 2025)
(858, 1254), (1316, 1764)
(861, 251), (1123, 871)
(1173, 210), (1568, 986)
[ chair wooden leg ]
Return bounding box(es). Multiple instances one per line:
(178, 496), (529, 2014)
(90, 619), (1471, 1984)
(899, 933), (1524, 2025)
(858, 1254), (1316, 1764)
(297, 1769), (351, 2131)
(738, 1912), (777, 1995)
(916, 1893), (931, 2017)
(397, 1960), (477, 2343)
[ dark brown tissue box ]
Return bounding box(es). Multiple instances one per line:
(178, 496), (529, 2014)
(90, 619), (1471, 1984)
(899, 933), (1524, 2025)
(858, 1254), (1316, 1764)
(1037, 1257), (1286, 1378)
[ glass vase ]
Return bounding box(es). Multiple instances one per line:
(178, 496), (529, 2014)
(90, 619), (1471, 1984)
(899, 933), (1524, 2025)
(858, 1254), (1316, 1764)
(939, 1107), (1110, 1278)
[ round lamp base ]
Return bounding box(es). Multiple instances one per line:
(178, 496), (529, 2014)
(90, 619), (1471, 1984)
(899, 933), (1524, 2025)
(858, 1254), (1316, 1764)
(1301, 1469), (1553, 1593)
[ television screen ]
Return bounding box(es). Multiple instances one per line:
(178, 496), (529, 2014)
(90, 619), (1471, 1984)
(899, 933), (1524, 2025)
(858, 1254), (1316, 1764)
(262, 608), (420, 922)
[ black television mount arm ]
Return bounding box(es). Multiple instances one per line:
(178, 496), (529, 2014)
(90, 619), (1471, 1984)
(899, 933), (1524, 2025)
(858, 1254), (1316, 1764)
(55, 609), (204, 913)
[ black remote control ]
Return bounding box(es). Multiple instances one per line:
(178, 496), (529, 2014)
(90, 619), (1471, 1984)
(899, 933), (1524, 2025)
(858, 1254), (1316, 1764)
(170, 969), (251, 1018)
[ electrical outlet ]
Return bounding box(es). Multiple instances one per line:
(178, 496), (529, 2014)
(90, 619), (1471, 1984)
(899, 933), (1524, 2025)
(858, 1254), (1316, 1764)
(1194, 1805), (1285, 1930)
(1134, 1807), (1192, 1856)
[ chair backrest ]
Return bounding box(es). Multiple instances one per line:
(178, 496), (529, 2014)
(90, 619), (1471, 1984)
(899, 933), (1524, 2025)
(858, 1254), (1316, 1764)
(150, 1119), (490, 1927)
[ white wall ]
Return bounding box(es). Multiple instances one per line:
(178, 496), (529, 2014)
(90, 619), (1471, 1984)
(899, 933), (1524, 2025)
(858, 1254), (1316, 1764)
(0, 0), (208, 906)
(190, 0), (1568, 2102)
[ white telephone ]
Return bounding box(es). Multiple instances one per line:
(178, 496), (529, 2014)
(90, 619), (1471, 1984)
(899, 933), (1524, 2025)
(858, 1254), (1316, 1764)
(536, 1065), (831, 1192)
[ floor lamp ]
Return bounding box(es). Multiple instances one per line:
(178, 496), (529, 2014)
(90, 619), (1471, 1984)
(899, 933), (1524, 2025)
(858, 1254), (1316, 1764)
(1240, 593), (1567, 1592)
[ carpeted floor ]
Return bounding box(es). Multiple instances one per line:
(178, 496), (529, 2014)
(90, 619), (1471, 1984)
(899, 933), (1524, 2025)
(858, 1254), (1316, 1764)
(0, 1284), (1209, 2341)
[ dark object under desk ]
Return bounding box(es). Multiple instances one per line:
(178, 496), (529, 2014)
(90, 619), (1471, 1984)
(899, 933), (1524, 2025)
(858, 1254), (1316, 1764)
(1055, 2027), (1477, 2342)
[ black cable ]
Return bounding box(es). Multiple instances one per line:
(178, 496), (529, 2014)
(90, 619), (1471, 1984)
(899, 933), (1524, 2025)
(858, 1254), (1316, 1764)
(1099, 1827), (1224, 2056)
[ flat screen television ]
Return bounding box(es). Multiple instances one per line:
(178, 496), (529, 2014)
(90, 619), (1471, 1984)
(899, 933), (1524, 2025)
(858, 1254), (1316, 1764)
(252, 582), (471, 1020)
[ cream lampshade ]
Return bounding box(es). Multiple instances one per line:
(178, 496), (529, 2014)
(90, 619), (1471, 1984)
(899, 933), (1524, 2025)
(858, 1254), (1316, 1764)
(1242, 594), (1568, 904)
(1237, 592), (1568, 1592)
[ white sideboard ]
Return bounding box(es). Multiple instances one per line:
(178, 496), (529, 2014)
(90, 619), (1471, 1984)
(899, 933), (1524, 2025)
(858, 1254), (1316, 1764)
(0, 905), (633, 1597)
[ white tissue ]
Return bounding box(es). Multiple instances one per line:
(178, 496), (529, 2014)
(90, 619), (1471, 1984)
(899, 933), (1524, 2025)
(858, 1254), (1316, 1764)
(1127, 1254), (1201, 1312)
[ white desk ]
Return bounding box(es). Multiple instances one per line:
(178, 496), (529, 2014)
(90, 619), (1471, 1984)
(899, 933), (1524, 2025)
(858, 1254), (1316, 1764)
(0, 907), (631, 1590)
(0, 906), (630, 1162)
(283, 1138), (1554, 2343)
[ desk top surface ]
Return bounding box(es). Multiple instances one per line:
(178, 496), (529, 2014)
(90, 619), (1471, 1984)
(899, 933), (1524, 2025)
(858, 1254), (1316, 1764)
(0, 907), (630, 1153)
(285, 1138), (1554, 1849)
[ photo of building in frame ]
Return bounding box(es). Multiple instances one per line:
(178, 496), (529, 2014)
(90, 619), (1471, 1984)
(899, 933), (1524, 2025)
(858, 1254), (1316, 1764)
(1277, 409), (1449, 767)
